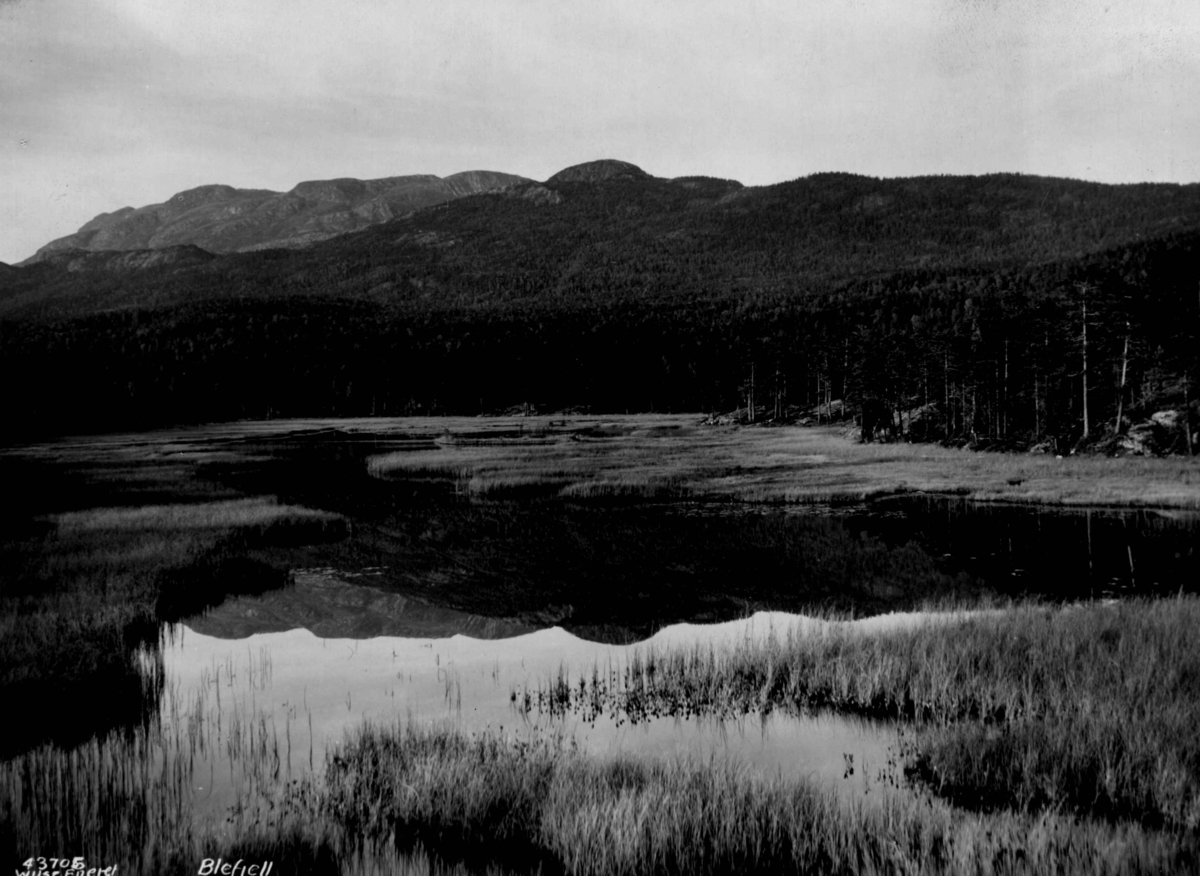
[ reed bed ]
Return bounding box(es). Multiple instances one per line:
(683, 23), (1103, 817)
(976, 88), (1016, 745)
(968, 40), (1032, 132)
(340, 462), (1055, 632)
(367, 439), (700, 502)
(0, 671), (338, 875)
(520, 598), (1200, 831)
(366, 419), (1200, 507)
(321, 722), (1197, 875)
(6, 621), (1199, 874)
(54, 498), (340, 535)
(0, 497), (345, 754)
(7, 710), (1197, 876)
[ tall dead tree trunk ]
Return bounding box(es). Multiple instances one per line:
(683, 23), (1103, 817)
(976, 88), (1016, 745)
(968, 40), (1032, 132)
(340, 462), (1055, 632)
(1002, 338), (1009, 439)
(1080, 282), (1090, 440)
(826, 366), (833, 422)
(842, 339), (850, 422)
(970, 379), (977, 440)
(774, 366), (783, 420)
(993, 362), (1000, 440)
(943, 351), (950, 439)
(1115, 322), (1130, 433)
(815, 373), (822, 424)
(1185, 374), (1195, 456)
(747, 363), (755, 423)
(1034, 373), (1040, 440)
(1190, 283), (1199, 455)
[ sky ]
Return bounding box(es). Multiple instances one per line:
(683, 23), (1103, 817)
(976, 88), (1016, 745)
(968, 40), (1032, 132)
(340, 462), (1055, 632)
(2, 0), (1199, 264)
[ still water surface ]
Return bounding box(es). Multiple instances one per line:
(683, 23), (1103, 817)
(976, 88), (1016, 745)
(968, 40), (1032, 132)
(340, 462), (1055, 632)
(848, 496), (1199, 600)
(165, 572), (902, 820)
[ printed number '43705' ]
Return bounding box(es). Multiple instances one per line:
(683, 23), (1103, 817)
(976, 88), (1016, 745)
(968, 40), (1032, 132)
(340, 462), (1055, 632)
(23, 859), (86, 871)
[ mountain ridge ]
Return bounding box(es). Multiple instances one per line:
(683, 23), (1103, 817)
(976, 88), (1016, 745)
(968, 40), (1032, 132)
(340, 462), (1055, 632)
(20, 160), (678, 264)
(22, 169), (530, 263)
(3, 159), (1197, 449)
(6, 165), (1200, 321)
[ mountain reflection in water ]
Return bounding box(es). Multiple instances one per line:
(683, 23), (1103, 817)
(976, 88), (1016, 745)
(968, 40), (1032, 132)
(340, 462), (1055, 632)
(187, 569), (539, 640)
(167, 574), (907, 819)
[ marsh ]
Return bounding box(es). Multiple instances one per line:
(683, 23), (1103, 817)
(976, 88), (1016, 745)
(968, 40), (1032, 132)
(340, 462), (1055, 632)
(3, 417), (1199, 874)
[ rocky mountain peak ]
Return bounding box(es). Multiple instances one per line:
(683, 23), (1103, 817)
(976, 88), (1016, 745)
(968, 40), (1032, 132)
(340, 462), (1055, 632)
(21, 170), (530, 262)
(167, 184), (251, 208)
(547, 159), (650, 185)
(289, 178), (372, 202)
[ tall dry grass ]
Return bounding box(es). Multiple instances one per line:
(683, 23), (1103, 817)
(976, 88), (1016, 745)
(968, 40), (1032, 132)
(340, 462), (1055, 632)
(5, 656), (1197, 874)
(366, 420), (1200, 507)
(522, 599), (1200, 830)
(321, 722), (1197, 875)
(0, 674), (340, 876)
(0, 497), (345, 755)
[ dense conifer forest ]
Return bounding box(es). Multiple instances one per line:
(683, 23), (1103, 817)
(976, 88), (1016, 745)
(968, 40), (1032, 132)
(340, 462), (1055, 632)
(2, 163), (1198, 450)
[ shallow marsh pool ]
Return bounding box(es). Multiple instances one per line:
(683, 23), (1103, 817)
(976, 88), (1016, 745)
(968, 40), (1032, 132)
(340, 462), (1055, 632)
(164, 572), (908, 821)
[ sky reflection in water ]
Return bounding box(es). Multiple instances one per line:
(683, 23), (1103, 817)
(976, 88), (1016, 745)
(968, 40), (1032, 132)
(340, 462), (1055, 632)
(164, 573), (902, 819)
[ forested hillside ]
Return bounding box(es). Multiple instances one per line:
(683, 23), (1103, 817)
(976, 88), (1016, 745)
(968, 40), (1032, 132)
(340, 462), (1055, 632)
(2, 160), (1198, 451)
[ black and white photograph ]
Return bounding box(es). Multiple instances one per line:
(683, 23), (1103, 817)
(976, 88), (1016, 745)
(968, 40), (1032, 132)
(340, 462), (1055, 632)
(2, 1), (1199, 872)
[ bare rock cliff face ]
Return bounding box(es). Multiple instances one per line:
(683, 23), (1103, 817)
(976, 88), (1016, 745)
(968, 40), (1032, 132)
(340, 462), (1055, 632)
(24, 170), (528, 262)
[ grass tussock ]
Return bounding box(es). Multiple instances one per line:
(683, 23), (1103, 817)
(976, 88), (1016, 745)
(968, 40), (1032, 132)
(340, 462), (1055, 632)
(0, 722), (506, 876)
(367, 442), (698, 502)
(0, 497), (345, 755)
(320, 722), (1196, 875)
(4, 681), (1198, 874)
(367, 419), (1200, 508)
(521, 599), (1200, 831)
(0, 714), (342, 876)
(54, 497), (341, 534)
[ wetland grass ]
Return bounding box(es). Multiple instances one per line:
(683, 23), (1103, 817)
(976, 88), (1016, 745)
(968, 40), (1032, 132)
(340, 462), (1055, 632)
(6, 418), (1200, 873)
(522, 598), (1200, 831)
(367, 420), (1200, 508)
(8, 710), (1197, 875)
(0, 497), (345, 754)
(321, 722), (1196, 875)
(0, 679), (341, 876)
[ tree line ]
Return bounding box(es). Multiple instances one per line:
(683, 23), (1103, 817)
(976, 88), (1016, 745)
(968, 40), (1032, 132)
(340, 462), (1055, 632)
(2, 171), (1198, 449)
(2, 227), (1196, 452)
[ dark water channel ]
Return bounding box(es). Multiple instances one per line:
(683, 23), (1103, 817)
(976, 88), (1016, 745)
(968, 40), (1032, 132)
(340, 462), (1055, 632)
(256, 488), (1200, 643)
(840, 496), (1199, 603)
(204, 431), (1200, 638)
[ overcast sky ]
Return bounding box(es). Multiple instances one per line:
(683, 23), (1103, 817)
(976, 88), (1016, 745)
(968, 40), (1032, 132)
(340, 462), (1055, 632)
(3, 0), (1199, 263)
